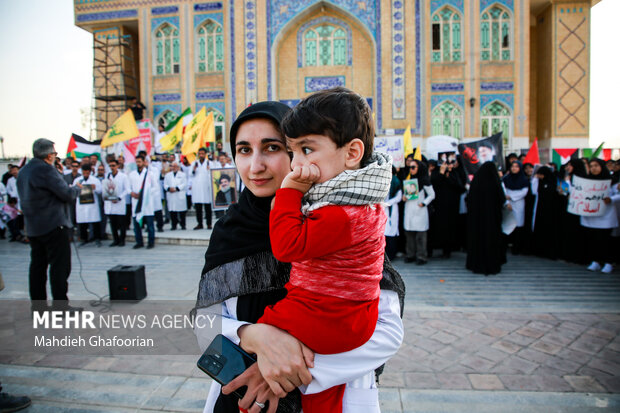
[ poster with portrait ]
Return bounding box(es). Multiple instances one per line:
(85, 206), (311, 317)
(102, 179), (120, 201)
(457, 132), (504, 177)
(79, 184), (95, 204)
(437, 151), (456, 166)
(211, 168), (238, 211)
(403, 178), (419, 201)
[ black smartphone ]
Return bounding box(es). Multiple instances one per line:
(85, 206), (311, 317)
(197, 334), (257, 399)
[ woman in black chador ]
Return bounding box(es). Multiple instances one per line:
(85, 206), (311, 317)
(430, 160), (466, 258)
(532, 166), (562, 259)
(466, 162), (506, 275)
(558, 159), (587, 264)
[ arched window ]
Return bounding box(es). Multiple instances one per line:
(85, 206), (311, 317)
(154, 23), (180, 75)
(481, 101), (511, 144)
(196, 19), (224, 73)
(481, 5), (512, 61)
(431, 7), (462, 63)
(431, 101), (463, 139)
(303, 24), (347, 66)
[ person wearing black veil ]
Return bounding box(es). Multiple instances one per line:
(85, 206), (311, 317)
(558, 159), (588, 264)
(453, 155), (469, 252)
(466, 162), (506, 275)
(430, 158), (466, 258)
(502, 161), (530, 254)
(531, 165), (561, 259)
(192, 101), (405, 413)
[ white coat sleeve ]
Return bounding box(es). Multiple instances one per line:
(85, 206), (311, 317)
(422, 185), (435, 206)
(385, 190), (402, 207)
(178, 173), (187, 191)
(163, 174), (172, 191)
(93, 178), (102, 194)
(194, 300), (251, 352)
(510, 187), (529, 202)
(119, 175), (131, 199)
(301, 290), (403, 394)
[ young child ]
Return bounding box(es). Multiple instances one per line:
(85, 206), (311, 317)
(261, 87), (392, 412)
(2, 197), (24, 242)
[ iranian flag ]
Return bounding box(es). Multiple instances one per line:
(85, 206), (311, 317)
(164, 107), (193, 132)
(552, 148), (577, 168)
(67, 134), (102, 160)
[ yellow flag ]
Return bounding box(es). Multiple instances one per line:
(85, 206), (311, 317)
(183, 107), (207, 143)
(402, 124), (413, 157)
(181, 107), (207, 163)
(413, 144), (422, 161)
(159, 118), (183, 152)
(199, 111), (216, 147)
(101, 110), (140, 148)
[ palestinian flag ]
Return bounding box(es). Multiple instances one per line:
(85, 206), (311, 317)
(551, 148), (577, 168)
(67, 134), (102, 160)
(582, 146), (612, 161)
(164, 107), (193, 132)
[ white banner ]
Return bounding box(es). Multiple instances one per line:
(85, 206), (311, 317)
(374, 136), (404, 167)
(567, 176), (611, 217)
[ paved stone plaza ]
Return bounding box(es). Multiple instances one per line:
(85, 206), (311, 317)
(1, 237), (619, 412)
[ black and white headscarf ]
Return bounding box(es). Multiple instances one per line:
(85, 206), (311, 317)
(302, 152), (393, 214)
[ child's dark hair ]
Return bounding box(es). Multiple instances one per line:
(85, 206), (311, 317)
(282, 87), (374, 165)
(8, 197), (17, 205)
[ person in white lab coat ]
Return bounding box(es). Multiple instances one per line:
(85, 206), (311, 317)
(103, 160), (130, 246)
(384, 167), (402, 260)
(164, 162), (187, 230)
(180, 156), (193, 211)
(402, 160), (435, 265)
(73, 164), (102, 246)
(193, 102), (404, 413)
(191, 147), (214, 229)
(502, 161), (530, 254)
(128, 155), (159, 249)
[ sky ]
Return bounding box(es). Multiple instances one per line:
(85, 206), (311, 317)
(0, 0), (618, 158)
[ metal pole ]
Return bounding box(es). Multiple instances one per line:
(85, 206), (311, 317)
(0, 136), (5, 159)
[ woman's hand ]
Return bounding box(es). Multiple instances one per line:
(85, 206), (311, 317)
(222, 363), (279, 413)
(238, 323), (314, 397)
(604, 197), (612, 205)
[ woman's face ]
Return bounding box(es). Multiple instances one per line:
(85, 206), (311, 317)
(589, 161), (602, 176)
(510, 163), (520, 174)
(234, 118), (291, 197)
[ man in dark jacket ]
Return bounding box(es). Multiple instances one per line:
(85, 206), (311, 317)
(16, 139), (81, 312)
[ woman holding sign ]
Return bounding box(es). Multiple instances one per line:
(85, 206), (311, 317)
(402, 160), (435, 265)
(581, 158), (620, 274)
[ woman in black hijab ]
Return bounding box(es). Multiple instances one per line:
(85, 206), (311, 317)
(430, 159), (466, 258)
(581, 158), (618, 273)
(532, 166), (561, 259)
(193, 102), (405, 413)
(558, 159), (587, 263)
(466, 162), (506, 275)
(502, 161), (530, 254)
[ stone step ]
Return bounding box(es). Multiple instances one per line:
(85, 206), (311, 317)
(2, 364), (619, 413)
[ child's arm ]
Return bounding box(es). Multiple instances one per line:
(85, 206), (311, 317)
(270, 188), (352, 262)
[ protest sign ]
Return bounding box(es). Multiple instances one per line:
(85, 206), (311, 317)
(374, 136), (404, 167)
(567, 176), (611, 217)
(211, 168), (238, 210)
(458, 133), (504, 177)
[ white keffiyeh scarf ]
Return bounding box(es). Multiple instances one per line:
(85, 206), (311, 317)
(301, 152), (393, 214)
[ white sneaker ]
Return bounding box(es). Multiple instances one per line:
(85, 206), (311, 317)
(587, 261), (601, 271)
(601, 263), (613, 274)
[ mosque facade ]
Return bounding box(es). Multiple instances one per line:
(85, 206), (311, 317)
(74, 0), (598, 152)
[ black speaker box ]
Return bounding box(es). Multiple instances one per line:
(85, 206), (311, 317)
(107, 265), (147, 301)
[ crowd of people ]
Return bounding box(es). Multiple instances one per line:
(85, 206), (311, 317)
(0, 144), (237, 249)
(385, 152), (620, 275)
